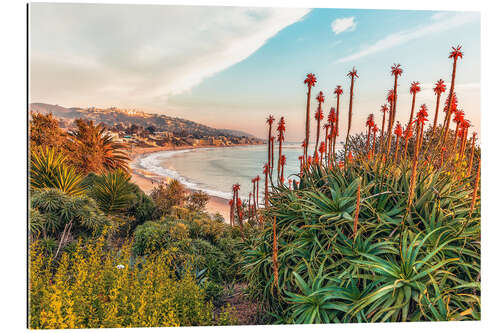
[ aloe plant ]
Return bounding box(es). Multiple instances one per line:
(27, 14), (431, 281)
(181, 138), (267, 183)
(242, 143), (480, 323)
(30, 147), (86, 196)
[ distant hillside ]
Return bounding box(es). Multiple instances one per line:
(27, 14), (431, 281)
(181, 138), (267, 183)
(218, 128), (256, 138)
(29, 103), (259, 139)
(30, 103), (84, 119)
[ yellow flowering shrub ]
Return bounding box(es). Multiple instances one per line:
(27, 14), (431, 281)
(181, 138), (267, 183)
(170, 222), (189, 241)
(29, 236), (237, 329)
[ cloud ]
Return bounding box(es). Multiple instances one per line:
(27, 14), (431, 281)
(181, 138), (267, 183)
(331, 17), (356, 34)
(30, 3), (310, 108)
(336, 12), (477, 63)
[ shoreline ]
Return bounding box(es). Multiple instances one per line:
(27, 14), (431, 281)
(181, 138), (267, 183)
(129, 142), (265, 160)
(129, 143), (264, 222)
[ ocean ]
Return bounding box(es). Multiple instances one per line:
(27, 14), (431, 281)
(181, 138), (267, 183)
(133, 143), (310, 201)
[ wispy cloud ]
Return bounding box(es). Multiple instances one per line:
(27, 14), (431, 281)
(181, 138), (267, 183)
(336, 12), (477, 63)
(30, 3), (310, 108)
(331, 17), (356, 34)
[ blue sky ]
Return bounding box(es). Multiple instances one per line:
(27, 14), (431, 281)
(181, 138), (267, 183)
(30, 4), (480, 141)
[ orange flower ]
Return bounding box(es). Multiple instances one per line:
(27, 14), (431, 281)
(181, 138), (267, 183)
(348, 151), (353, 163)
(391, 63), (403, 77)
(316, 91), (325, 104)
(449, 45), (463, 60)
(394, 122), (403, 137)
(416, 104), (429, 125)
(304, 73), (317, 88)
(410, 81), (421, 95)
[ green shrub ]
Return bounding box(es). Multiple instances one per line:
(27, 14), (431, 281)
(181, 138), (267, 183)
(132, 214), (243, 284)
(151, 180), (187, 218)
(30, 189), (110, 239)
(30, 147), (86, 196)
(243, 160), (480, 323)
(126, 190), (156, 227)
(202, 280), (225, 306)
(186, 190), (210, 211)
(89, 170), (136, 214)
(29, 237), (237, 328)
(84, 173), (156, 233)
(132, 221), (171, 255)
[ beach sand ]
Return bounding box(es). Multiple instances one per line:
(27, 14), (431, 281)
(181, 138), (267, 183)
(130, 148), (230, 222)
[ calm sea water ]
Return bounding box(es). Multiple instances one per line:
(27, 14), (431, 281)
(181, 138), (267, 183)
(133, 144), (309, 200)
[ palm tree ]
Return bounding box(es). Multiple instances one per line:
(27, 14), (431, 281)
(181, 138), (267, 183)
(276, 117), (286, 183)
(346, 68), (359, 154)
(432, 79), (447, 134)
(304, 73), (317, 161)
(386, 64), (403, 155)
(314, 91), (325, 155)
(68, 119), (130, 174)
(441, 45), (463, 144)
(394, 122), (403, 161)
(266, 115), (275, 177)
(407, 81), (421, 128)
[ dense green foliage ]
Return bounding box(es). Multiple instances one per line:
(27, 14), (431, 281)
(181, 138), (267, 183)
(30, 147), (86, 196)
(30, 189), (110, 240)
(28, 113), (244, 328)
(243, 157), (480, 323)
(89, 170), (136, 214)
(29, 236), (238, 328)
(133, 208), (244, 285)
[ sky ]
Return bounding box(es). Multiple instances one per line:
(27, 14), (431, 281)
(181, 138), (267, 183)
(30, 3), (480, 141)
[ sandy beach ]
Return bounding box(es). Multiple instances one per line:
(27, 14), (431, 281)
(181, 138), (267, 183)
(130, 145), (231, 222)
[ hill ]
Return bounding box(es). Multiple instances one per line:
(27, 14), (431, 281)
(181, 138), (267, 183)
(29, 103), (259, 139)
